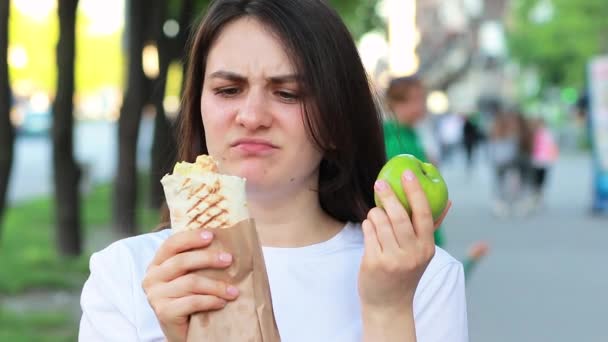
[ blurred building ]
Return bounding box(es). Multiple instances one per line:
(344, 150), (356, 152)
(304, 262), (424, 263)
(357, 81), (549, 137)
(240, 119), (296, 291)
(416, 0), (511, 114)
(362, 0), (512, 116)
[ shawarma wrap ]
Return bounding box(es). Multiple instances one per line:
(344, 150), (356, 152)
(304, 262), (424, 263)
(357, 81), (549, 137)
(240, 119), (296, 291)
(160, 155), (281, 342)
(161, 155), (249, 231)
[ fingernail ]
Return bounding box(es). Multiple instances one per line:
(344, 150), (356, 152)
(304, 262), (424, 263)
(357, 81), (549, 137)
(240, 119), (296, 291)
(219, 252), (232, 263)
(374, 180), (388, 192)
(402, 170), (415, 182)
(226, 286), (239, 296)
(201, 231), (213, 240)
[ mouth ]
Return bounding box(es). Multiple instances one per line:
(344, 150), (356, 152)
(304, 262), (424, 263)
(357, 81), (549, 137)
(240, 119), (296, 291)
(230, 138), (278, 154)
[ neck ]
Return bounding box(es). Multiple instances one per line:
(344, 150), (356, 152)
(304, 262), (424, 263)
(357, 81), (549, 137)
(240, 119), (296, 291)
(247, 180), (344, 248)
(397, 119), (415, 127)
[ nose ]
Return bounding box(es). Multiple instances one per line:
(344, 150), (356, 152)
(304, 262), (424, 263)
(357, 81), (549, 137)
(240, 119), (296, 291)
(235, 89), (272, 130)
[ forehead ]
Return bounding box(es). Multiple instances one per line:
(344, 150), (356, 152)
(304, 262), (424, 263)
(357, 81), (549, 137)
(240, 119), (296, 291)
(205, 17), (296, 75)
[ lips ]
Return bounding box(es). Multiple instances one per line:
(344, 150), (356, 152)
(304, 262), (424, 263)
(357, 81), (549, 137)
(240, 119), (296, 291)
(231, 138), (278, 154)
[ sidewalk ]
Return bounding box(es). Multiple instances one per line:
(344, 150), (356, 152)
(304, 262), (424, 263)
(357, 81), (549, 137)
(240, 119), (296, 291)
(7, 117), (154, 204)
(440, 150), (608, 342)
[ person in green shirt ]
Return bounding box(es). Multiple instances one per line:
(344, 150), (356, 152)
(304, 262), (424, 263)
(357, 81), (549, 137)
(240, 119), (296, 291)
(383, 76), (444, 246)
(383, 76), (489, 281)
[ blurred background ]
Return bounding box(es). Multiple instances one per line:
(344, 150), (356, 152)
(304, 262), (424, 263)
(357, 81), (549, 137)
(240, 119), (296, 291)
(1, 0), (607, 340)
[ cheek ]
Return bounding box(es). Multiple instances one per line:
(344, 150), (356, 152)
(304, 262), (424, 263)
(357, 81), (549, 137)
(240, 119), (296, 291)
(200, 93), (233, 150)
(287, 115), (323, 163)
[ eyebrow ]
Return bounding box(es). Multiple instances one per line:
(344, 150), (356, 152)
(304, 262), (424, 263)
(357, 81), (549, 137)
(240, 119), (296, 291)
(208, 70), (301, 84)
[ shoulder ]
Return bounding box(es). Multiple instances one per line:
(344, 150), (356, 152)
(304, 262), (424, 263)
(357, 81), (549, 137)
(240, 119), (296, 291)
(350, 224), (464, 308)
(413, 247), (468, 340)
(344, 224), (460, 278)
(103, 229), (172, 257)
(92, 228), (171, 266)
(416, 246), (465, 300)
(87, 229), (172, 285)
(79, 229), (172, 339)
(420, 246), (463, 289)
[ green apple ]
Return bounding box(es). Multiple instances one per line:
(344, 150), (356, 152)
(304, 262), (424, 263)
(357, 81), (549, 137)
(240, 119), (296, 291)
(375, 154), (449, 221)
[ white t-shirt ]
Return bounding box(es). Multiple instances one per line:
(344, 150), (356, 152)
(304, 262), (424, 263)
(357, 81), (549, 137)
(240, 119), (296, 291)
(79, 223), (468, 341)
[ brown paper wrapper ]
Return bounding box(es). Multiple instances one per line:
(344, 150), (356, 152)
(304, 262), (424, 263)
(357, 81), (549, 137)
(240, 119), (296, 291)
(186, 219), (281, 342)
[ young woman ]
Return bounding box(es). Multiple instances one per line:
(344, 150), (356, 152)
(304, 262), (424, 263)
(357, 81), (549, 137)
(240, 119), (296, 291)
(79, 1), (467, 341)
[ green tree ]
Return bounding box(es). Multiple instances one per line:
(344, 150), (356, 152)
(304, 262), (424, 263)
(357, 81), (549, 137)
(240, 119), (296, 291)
(118, 0), (211, 233)
(507, 0), (608, 89)
(114, 0), (151, 235)
(330, 0), (383, 39)
(148, 0), (209, 210)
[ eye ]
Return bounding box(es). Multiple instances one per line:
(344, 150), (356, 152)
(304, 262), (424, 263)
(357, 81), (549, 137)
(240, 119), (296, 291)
(214, 87), (241, 97)
(276, 90), (299, 103)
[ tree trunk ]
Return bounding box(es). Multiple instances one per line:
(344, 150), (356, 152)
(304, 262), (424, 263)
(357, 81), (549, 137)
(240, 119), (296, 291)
(0, 0), (14, 241)
(114, 0), (149, 236)
(52, 0), (82, 256)
(178, 0), (197, 90)
(149, 43), (176, 209)
(148, 0), (196, 209)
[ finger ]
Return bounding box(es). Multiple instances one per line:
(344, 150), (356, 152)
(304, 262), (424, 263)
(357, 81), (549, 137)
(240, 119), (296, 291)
(433, 200), (452, 230)
(401, 170), (434, 243)
(374, 179), (415, 247)
(151, 229), (215, 266)
(151, 273), (239, 302)
(361, 219), (381, 256)
(367, 206), (399, 252)
(148, 249), (233, 283)
(164, 295), (227, 318)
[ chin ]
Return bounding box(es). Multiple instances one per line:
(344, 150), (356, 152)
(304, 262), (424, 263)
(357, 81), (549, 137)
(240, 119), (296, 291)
(222, 159), (272, 181)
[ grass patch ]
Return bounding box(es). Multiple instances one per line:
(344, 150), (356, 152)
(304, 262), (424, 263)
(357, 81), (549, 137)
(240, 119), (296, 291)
(0, 173), (161, 339)
(0, 195), (89, 294)
(0, 309), (76, 342)
(0, 173), (159, 294)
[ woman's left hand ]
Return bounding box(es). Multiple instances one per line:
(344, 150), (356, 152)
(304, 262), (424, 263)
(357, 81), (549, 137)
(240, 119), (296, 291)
(358, 170), (451, 313)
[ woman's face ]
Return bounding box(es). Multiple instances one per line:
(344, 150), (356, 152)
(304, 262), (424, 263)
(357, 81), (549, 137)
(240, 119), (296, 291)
(200, 18), (323, 199)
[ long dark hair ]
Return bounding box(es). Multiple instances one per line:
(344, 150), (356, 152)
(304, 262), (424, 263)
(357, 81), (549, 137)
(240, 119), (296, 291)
(161, 0), (386, 226)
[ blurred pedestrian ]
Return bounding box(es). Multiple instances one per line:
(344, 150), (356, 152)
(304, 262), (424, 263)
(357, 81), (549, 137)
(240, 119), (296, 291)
(383, 76), (445, 246)
(383, 79), (489, 281)
(513, 112), (535, 216)
(438, 112), (463, 165)
(462, 113), (484, 174)
(529, 117), (559, 210)
(487, 112), (520, 217)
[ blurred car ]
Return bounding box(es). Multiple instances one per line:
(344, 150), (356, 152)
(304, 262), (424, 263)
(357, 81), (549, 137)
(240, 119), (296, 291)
(17, 108), (51, 136)
(14, 92), (52, 137)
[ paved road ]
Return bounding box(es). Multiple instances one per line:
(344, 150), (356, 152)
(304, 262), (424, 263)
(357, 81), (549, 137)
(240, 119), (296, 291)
(440, 149), (608, 342)
(7, 117), (153, 203)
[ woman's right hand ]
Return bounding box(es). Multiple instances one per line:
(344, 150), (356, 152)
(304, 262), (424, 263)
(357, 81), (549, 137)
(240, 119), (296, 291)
(142, 229), (240, 342)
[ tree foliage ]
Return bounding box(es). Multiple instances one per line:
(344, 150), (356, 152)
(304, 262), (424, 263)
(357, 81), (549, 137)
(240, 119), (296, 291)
(329, 0), (383, 39)
(507, 0), (608, 88)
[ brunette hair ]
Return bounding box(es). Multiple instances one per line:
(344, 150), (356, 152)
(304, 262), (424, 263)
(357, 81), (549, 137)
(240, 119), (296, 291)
(160, 0), (386, 227)
(386, 76), (425, 104)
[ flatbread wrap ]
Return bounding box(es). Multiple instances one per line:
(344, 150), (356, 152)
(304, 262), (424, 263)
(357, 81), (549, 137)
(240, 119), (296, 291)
(161, 155), (281, 341)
